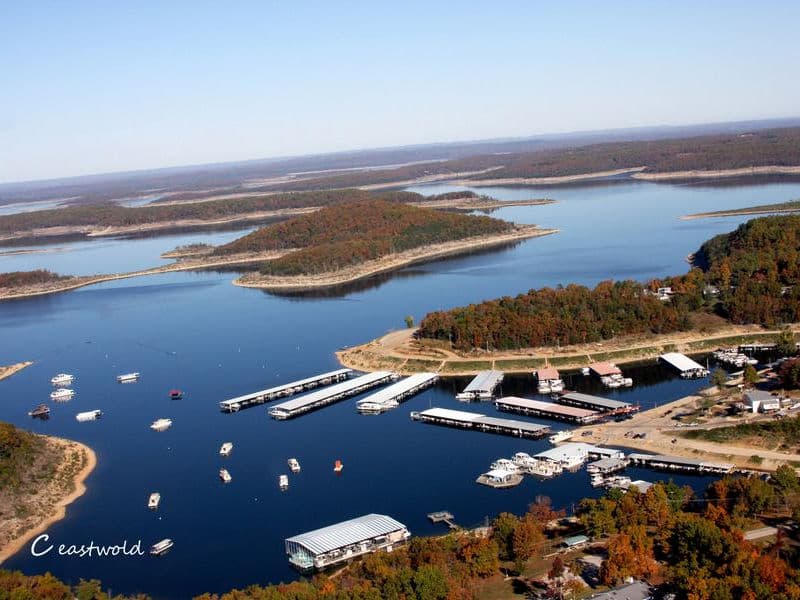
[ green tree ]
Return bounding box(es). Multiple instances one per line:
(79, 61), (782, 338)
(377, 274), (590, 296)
(404, 315), (415, 328)
(775, 327), (797, 357)
(412, 565), (448, 600)
(743, 363), (759, 385)
(711, 368), (728, 388)
(491, 512), (520, 561)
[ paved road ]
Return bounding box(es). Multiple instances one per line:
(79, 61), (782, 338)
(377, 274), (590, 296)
(744, 526), (778, 540)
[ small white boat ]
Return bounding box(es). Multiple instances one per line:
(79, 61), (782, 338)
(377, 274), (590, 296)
(549, 430), (573, 444)
(219, 468), (232, 483)
(590, 473), (605, 487)
(219, 442), (233, 456)
(148, 492), (161, 509)
(51, 373), (74, 386)
(279, 474), (289, 490)
(490, 458), (520, 473)
(150, 418), (172, 431)
(581, 367), (590, 376)
(116, 372), (140, 383)
(288, 458), (301, 473)
(150, 538), (173, 555)
(75, 410), (102, 422)
(50, 388), (75, 401)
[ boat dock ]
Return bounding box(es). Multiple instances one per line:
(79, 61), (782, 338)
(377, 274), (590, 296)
(586, 457), (628, 474)
(495, 396), (600, 424)
(356, 372), (438, 413)
(220, 368), (352, 412)
(410, 407), (550, 438)
(269, 371), (394, 419)
(557, 391), (637, 415)
(427, 511), (458, 529)
(456, 370), (504, 401)
(627, 453), (735, 474)
(659, 352), (709, 378)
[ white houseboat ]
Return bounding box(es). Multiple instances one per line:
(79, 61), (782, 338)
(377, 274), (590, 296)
(219, 442), (233, 456)
(116, 372), (140, 383)
(150, 538), (173, 555)
(75, 410), (102, 422)
(50, 388), (75, 401)
(288, 458), (301, 473)
(279, 474), (289, 490)
(150, 418), (172, 431)
(50, 373), (74, 386)
(148, 493), (161, 509)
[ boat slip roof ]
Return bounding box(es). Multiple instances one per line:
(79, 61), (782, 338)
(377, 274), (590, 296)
(355, 373), (438, 407)
(416, 407), (549, 434)
(559, 391), (630, 410)
(271, 371), (392, 412)
(588, 362), (622, 376)
(628, 453), (734, 471)
(496, 397), (598, 418)
(535, 367), (560, 380)
(536, 442), (618, 461)
(660, 352), (705, 372)
(589, 457), (626, 470)
(220, 368), (352, 408)
(462, 370), (504, 393)
(286, 513), (407, 555)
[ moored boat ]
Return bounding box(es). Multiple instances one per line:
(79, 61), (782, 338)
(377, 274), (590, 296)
(117, 372), (140, 383)
(28, 404), (50, 418)
(279, 474), (289, 490)
(334, 459), (343, 473)
(75, 409), (102, 422)
(148, 492), (161, 509)
(548, 430), (573, 444)
(219, 468), (232, 483)
(50, 373), (74, 386)
(50, 388), (75, 401)
(150, 418), (172, 431)
(219, 442), (233, 456)
(288, 458), (301, 473)
(150, 538), (173, 555)
(168, 389), (184, 400)
(476, 469), (524, 488)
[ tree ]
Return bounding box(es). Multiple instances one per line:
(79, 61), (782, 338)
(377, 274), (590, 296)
(743, 364), (759, 386)
(775, 327), (798, 357)
(711, 368), (728, 388)
(512, 515), (545, 573)
(491, 512), (520, 561)
(779, 358), (800, 389)
(404, 315), (415, 328)
(412, 565), (448, 600)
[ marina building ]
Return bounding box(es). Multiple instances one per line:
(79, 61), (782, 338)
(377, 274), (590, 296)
(744, 390), (780, 413)
(495, 396), (600, 424)
(659, 352), (709, 378)
(410, 407), (550, 438)
(285, 514), (410, 571)
(456, 370), (504, 401)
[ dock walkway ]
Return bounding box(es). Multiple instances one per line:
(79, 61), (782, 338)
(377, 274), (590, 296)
(456, 370), (504, 401)
(410, 407), (550, 438)
(356, 373), (438, 413)
(220, 369), (352, 412)
(496, 396), (600, 424)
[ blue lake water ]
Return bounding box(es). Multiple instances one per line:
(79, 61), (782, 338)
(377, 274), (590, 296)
(2, 179), (800, 598)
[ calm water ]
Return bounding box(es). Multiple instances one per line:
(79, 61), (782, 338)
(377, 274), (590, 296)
(2, 179), (800, 598)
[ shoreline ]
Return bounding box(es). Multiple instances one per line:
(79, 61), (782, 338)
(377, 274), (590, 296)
(681, 206), (800, 220)
(0, 361), (33, 381)
(0, 439), (97, 564)
(631, 165), (800, 182)
(0, 251), (286, 301)
(336, 324), (796, 376)
(233, 225), (557, 292)
(448, 167), (647, 187)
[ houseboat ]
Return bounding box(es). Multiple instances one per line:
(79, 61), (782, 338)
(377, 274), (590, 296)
(116, 372), (140, 383)
(490, 458), (520, 473)
(288, 458), (301, 473)
(219, 442), (233, 456)
(219, 468), (232, 483)
(150, 538), (173, 555)
(50, 388), (75, 401)
(476, 469), (524, 489)
(279, 474), (289, 490)
(150, 418), (172, 431)
(75, 410), (102, 422)
(534, 367), (564, 394)
(148, 492), (161, 509)
(28, 404), (50, 418)
(50, 373), (74, 386)
(548, 430), (573, 444)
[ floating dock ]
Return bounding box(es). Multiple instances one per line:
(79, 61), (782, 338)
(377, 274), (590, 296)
(269, 371), (394, 420)
(220, 369), (352, 412)
(410, 407), (550, 438)
(557, 391), (637, 414)
(427, 511), (458, 529)
(456, 370), (504, 401)
(495, 396), (600, 424)
(356, 373), (438, 414)
(627, 453), (735, 474)
(586, 457), (628, 474)
(659, 352), (709, 378)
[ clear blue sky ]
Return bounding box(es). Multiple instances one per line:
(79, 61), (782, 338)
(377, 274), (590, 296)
(1, 1), (799, 183)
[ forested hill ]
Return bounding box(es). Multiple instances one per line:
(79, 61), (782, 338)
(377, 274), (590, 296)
(214, 199), (514, 276)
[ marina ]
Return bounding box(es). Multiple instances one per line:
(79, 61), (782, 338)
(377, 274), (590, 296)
(455, 369), (504, 401)
(410, 407), (551, 438)
(588, 361), (633, 388)
(219, 368), (353, 412)
(495, 396), (600, 423)
(557, 391), (637, 415)
(659, 352), (710, 379)
(355, 372), (438, 414)
(627, 453), (735, 474)
(268, 371), (395, 420)
(285, 514), (410, 572)
(586, 457), (628, 475)
(534, 367), (564, 394)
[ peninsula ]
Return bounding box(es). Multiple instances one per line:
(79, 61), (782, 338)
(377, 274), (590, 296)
(0, 362), (33, 382)
(0, 422), (96, 564)
(682, 198), (800, 220)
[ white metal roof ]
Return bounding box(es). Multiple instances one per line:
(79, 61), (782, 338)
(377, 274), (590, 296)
(417, 407), (483, 421)
(535, 442), (590, 461)
(462, 370), (504, 393)
(660, 352), (705, 372)
(271, 371), (392, 412)
(559, 392), (629, 410)
(220, 368), (352, 407)
(355, 373), (437, 408)
(497, 396), (598, 418)
(286, 513), (407, 556)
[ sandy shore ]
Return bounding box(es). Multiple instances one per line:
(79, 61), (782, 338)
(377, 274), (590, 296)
(234, 225), (557, 292)
(0, 361), (33, 381)
(337, 324), (797, 376)
(410, 197), (555, 211)
(632, 165), (800, 181)
(448, 167), (648, 187)
(0, 438), (96, 564)
(0, 251), (287, 301)
(681, 206), (800, 220)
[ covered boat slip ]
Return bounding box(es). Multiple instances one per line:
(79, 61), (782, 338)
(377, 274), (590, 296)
(269, 371), (394, 419)
(495, 396), (600, 424)
(628, 453), (735, 474)
(659, 352), (709, 377)
(219, 368), (352, 412)
(456, 369), (504, 400)
(410, 407), (551, 438)
(355, 372), (439, 413)
(285, 514), (410, 571)
(557, 391), (635, 413)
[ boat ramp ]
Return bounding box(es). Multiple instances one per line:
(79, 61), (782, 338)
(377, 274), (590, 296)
(659, 352), (709, 378)
(627, 453), (735, 474)
(269, 371), (395, 420)
(495, 396), (600, 424)
(220, 368), (352, 412)
(557, 391), (638, 415)
(356, 372), (438, 414)
(456, 370), (504, 401)
(410, 407), (550, 438)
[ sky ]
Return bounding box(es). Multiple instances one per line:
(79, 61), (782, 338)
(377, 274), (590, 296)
(1, 1), (799, 183)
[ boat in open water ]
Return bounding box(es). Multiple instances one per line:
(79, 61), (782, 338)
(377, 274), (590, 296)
(219, 468), (232, 483)
(148, 492), (161, 509)
(219, 442), (233, 456)
(50, 388), (75, 401)
(75, 409), (102, 422)
(288, 458), (301, 473)
(28, 404), (50, 418)
(50, 373), (74, 386)
(150, 538), (173, 555)
(150, 418), (172, 431)
(116, 372), (140, 383)
(334, 459), (343, 473)
(168, 389), (184, 399)
(279, 474), (289, 490)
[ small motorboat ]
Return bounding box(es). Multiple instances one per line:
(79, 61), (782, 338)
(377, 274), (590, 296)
(150, 538), (173, 555)
(279, 474), (289, 490)
(116, 372), (140, 383)
(288, 458), (301, 473)
(28, 404), (50, 418)
(168, 389), (184, 400)
(219, 442), (233, 457)
(334, 459), (343, 473)
(150, 418), (172, 431)
(148, 492), (161, 510)
(219, 468), (232, 483)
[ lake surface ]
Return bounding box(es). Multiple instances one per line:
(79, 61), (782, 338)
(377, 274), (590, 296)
(2, 178), (800, 598)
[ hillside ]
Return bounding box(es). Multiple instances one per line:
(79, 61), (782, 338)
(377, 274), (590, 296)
(215, 200), (515, 276)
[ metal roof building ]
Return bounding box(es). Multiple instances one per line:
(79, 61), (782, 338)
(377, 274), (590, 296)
(285, 514), (410, 571)
(456, 370), (504, 400)
(411, 407), (550, 438)
(534, 367), (560, 381)
(588, 362), (622, 377)
(496, 396), (599, 423)
(558, 391), (630, 412)
(659, 352), (708, 375)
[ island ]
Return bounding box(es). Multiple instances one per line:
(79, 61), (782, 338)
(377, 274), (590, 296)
(0, 422), (96, 564)
(0, 362), (33, 382)
(212, 199), (557, 292)
(682, 198), (800, 220)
